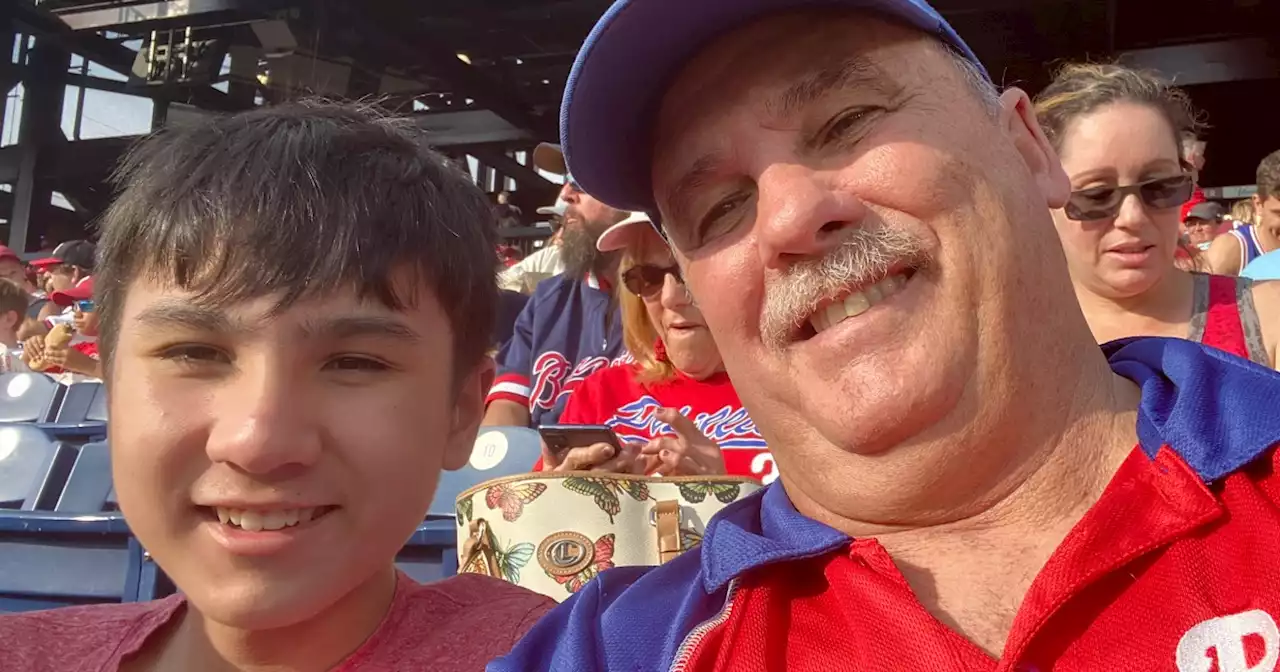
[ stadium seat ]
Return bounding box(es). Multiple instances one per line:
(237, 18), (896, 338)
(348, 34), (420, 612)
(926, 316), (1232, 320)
(55, 442), (114, 513)
(395, 519), (460, 583)
(0, 373), (65, 423)
(426, 426), (541, 520)
(0, 425), (79, 510)
(0, 512), (147, 612)
(40, 382), (109, 442)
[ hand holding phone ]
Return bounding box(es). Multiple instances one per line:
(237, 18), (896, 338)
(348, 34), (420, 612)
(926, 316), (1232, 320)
(537, 424), (638, 473)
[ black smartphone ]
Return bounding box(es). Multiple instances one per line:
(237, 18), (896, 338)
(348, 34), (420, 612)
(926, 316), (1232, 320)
(538, 424), (624, 461)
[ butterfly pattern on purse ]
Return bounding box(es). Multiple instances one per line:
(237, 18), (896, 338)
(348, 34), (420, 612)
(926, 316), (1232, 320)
(485, 482), (547, 522)
(562, 476), (650, 523)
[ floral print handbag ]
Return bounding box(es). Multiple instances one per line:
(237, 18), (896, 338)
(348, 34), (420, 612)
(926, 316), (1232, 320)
(455, 472), (763, 601)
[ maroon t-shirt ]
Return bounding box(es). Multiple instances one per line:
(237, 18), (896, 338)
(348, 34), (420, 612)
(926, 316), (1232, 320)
(0, 572), (553, 671)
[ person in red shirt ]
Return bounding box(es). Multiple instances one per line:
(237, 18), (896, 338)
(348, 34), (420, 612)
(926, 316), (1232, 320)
(538, 213), (772, 482)
(495, 1), (1280, 671)
(0, 100), (552, 672)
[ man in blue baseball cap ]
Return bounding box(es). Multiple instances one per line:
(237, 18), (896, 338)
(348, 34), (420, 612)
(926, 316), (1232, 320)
(492, 1), (1280, 670)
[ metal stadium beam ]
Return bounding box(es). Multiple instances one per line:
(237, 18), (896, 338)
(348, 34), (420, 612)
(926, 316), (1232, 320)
(7, 0), (243, 112)
(332, 2), (558, 142)
(1119, 38), (1279, 87)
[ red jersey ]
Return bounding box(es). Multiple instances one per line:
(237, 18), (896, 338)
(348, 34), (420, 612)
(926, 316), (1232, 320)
(0, 572), (552, 672)
(495, 337), (1280, 672)
(553, 363), (772, 483)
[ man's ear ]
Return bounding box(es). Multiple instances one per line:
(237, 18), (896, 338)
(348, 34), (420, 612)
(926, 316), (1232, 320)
(441, 356), (496, 472)
(999, 88), (1071, 210)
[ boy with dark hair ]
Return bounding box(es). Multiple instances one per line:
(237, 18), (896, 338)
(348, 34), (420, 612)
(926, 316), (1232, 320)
(0, 100), (552, 671)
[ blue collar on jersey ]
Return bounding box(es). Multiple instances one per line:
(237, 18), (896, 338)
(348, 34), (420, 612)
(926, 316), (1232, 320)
(699, 336), (1280, 593)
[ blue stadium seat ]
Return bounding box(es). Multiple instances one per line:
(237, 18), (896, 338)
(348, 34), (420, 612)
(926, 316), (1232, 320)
(0, 373), (65, 423)
(0, 512), (148, 612)
(40, 382), (108, 441)
(0, 425), (79, 510)
(426, 426), (541, 520)
(395, 519), (460, 583)
(55, 442), (114, 513)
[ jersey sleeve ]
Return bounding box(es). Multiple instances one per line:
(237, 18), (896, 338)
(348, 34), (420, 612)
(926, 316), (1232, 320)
(487, 295), (536, 409)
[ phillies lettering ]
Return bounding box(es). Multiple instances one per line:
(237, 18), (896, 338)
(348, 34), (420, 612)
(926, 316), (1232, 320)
(609, 396), (765, 449)
(1177, 610), (1279, 672)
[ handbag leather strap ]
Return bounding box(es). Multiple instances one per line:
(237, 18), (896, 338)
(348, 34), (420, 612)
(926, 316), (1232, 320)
(460, 519), (501, 577)
(654, 499), (682, 565)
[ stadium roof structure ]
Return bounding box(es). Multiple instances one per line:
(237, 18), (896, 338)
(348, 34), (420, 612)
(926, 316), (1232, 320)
(0, 0), (1276, 250)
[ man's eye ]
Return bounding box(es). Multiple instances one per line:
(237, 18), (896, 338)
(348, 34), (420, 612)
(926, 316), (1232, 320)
(159, 345), (230, 366)
(324, 356), (389, 372)
(697, 192), (750, 243)
(820, 107), (881, 146)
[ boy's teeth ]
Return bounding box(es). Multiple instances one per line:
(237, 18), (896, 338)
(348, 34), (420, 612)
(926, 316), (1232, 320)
(214, 507), (317, 531)
(808, 273), (909, 335)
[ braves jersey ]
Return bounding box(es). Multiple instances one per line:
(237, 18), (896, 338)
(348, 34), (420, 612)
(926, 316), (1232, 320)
(491, 337), (1280, 672)
(550, 365), (773, 482)
(487, 273), (627, 427)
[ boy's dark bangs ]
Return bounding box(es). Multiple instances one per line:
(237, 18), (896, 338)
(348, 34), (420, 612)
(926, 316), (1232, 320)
(95, 101), (500, 373)
(109, 107), (479, 316)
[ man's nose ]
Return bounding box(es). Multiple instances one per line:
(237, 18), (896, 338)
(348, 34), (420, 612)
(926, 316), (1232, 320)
(754, 164), (869, 270)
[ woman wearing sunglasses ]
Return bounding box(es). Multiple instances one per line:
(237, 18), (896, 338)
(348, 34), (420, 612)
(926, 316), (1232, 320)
(1034, 63), (1280, 367)
(536, 212), (773, 483)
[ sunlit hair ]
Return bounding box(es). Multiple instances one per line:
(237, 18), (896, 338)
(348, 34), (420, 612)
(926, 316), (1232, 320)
(1232, 199), (1258, 226)
(1258, 149), (1280, 201)
(95, 99), (499, 380)
(1034, 62), (1206, 159)
(617, 231), (678, 384)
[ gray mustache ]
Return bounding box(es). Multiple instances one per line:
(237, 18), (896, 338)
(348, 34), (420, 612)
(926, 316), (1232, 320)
(759, 226), (930, 350)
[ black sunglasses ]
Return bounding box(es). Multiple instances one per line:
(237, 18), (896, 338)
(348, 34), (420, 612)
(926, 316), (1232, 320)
(1064, 174), (1194, 221)
(622, 264), (683, 298)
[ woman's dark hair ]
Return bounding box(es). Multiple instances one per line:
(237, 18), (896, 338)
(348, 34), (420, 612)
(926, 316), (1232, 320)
(1034, 62), (1206, 159)
(94, 99), (499, 380)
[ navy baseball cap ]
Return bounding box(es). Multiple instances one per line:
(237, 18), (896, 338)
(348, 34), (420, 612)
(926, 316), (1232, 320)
(561, 0), (987, 215)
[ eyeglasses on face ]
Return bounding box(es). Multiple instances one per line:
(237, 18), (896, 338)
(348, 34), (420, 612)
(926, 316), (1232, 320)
(622, 264), (683, 298)
(1064, 174), (1194, 222)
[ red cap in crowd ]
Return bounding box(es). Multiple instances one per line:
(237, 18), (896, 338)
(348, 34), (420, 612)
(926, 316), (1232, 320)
(50, 276), (94, 307)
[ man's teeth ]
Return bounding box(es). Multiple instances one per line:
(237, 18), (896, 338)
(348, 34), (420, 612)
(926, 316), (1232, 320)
(215, 507), (317, 531)
(809, 273), (908, 335)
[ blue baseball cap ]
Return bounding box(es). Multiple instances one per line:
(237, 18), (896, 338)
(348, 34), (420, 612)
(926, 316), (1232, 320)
(561, 0), (987, 215)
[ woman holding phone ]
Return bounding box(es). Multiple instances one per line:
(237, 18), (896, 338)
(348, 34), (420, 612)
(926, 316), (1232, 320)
(536, 213), (775, 484)
(1035, 63), (1280, 367)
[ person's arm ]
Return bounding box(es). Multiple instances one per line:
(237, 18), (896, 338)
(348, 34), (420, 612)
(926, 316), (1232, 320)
(482, 296), (537, 427)
(1204, 233), (1244, 276)
(1246, 280), (1280, 369)
(41, 341), (102, 378)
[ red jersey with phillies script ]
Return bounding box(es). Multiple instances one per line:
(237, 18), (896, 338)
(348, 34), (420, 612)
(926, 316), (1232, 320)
(492, 337), (1280, 672)
(547, 363), (773, 483)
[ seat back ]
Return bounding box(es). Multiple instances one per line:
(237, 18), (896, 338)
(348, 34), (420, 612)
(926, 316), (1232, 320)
(0, 373), (64, 423)
(0, 425), (78, 510)
(0, 512), (145, 612)
(426, 426), (541, 520)
(56, 442), (114, 513)
(395, 519), (459, 583)
(53, 382), (108, 425)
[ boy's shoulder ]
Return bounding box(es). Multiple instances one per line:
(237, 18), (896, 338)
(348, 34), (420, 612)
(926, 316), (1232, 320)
(342, 573), (555, 672)
(0, 595), (185, 672)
